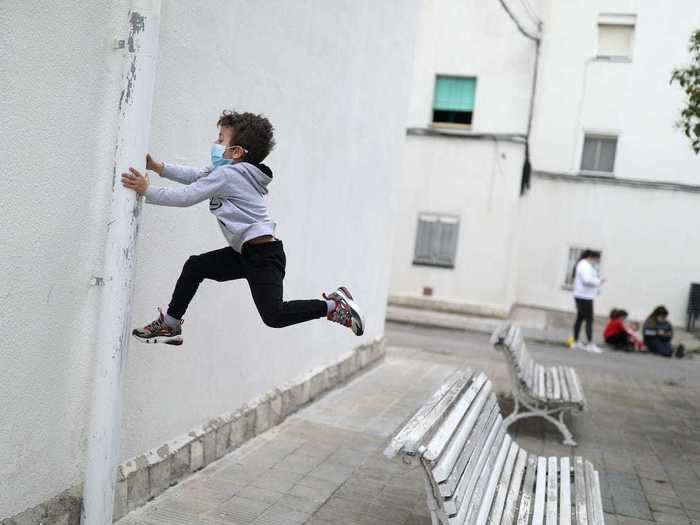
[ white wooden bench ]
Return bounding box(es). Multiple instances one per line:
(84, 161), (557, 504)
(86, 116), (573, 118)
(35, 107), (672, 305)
(385, 369), (604, 525)
(491, 324), (586, 446)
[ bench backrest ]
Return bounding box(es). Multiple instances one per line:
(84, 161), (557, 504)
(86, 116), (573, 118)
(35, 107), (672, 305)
(386, 369), (508, 523)
(492, 324), (585, 406)
(492, 324), (536, 390)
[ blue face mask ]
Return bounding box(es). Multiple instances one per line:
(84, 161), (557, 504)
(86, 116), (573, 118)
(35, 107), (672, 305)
(211, 143), (232, 167)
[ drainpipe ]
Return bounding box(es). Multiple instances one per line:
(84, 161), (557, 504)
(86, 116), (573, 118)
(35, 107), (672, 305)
(82, 2), (161, 524)
(496, 0), (542, 195)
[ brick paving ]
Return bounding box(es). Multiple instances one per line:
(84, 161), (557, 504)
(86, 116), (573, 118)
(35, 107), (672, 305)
(117, 323), (700, 524)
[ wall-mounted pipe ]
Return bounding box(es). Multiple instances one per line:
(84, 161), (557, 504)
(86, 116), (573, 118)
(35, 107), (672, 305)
(81, 2), (161, 524)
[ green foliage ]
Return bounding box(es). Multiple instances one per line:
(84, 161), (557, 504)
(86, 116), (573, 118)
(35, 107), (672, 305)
(671, 29), (700, 154)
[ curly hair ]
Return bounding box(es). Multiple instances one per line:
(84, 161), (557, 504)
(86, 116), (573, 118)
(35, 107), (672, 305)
(217, 110), (276, 164)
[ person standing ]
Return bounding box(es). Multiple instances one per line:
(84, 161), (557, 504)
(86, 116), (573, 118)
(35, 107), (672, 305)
(572, 249), (603, 353)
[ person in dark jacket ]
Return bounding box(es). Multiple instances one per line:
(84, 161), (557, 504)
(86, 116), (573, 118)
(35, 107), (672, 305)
(643, 306), (683, 358)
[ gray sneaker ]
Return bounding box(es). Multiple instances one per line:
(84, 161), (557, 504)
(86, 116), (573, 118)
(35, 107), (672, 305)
(132, 308), (183, 345)
(323, 286), (365, 336)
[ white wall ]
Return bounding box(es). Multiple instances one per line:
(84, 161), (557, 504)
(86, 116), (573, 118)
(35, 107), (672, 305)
(390, 0), (536, 310)
(517, 176), (700, 326)
(0, 1), (124, 516)
(0, 0), (418, 518)
(532, 0), (700, 183)
(391, 136), (524, 311)
(406, 0), (537, 131)
(391, 0), (700, 330)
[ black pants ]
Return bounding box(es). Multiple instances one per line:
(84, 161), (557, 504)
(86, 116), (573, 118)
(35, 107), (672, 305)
(167, 241), (327, 327)
(646, 338), (674, 357)
(605, 331), (630, 350)
(574, 298), (594, 342)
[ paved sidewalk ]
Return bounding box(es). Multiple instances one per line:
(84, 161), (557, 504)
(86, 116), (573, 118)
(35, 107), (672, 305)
(118, 325), (700, 525)
(386, 305), (700, 350)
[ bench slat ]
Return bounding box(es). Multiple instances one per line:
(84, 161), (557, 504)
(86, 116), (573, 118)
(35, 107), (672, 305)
(520, 353), (532, 383)
(546, 457), (558, 525)
(567, 368), (583, 404)
(448, 420), (504, 522)
(560, 457), (572, 525)
(517, 454), (539, 525)
(593, 471), (605, 525)
(551, 368), (561, 401)
(475, 436), (515, 525)
(431, 377), (493, 482)
(558, 367), (570, 402)
(574, 456), (589, 525)
(545, 369), (554, 401)
(532, 456), (547, 525)
(538, 365), (546, 400)
(437, 396), (498, 496)
(528, 360), (537, 392)
(445, 412), (502, 523)
(464, 427), (509, 525)
(501, 448), (528, 525)
(424, 373), (489, 463)
(489, 441), (519, 525)
(585, 461), (603, 525)
(385, 369), (475, 457)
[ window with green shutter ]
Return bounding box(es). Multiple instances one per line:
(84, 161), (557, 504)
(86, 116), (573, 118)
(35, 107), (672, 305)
(433, 76), (476, 126)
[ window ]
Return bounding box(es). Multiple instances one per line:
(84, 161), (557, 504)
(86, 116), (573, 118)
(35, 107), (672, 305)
(432, 76), (476, 126)
(563, 247), (603, 288)
(597, 14), (635, 60)
(413, 213), (460, 268)
(581, 135), (617, 174)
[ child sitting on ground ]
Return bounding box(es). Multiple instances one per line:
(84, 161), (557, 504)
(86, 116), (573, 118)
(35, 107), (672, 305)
(603, 309), (641, 351)
(121, 110), (365, 345)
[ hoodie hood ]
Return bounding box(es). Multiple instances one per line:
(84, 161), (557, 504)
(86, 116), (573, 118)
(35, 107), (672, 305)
(220, 161), (273, 195)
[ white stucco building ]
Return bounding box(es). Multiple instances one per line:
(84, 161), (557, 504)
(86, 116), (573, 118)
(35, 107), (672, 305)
(0, 1), (418, 520)
(391, 0), (700, 328)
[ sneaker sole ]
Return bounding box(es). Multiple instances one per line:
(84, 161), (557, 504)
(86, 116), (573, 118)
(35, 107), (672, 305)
(336, 286), (365, 336)
(132, 333), (183, 346)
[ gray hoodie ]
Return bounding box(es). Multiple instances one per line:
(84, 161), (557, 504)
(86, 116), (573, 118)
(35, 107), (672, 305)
(144, 161), (276, 253)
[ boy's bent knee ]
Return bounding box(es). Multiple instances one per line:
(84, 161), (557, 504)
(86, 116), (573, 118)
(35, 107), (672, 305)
(259, 310), (286, 328)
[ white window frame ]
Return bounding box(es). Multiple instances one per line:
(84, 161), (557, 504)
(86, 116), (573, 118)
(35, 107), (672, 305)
(413, 213), (460, 269)
(580, 132), (618, 176)
(596, 13), (636, 62)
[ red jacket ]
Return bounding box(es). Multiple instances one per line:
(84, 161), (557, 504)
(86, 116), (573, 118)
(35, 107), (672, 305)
(604, 318), (626, 339)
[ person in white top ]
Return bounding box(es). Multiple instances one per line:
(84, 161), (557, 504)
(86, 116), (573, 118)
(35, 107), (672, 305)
(572, 250), (604, 353)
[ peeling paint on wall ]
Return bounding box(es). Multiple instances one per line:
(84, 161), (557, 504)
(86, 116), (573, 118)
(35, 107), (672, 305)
(119, 12), (146, 112)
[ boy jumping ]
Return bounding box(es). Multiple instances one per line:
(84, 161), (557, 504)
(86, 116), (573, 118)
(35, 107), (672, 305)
(121, 110), (365, 345)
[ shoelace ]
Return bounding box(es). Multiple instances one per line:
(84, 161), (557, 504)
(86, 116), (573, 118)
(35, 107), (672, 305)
(332, 304), (352, 327)
(146, 318), (165, 332)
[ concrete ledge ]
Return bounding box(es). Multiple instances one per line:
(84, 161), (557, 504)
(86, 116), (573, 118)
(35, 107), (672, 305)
(388, 293), (509, 319)
(2, 338), (385, 525)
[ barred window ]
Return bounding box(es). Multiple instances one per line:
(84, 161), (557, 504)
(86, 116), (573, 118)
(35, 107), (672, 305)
(413, 213), (460, 268)
(564, 247), (603, 288)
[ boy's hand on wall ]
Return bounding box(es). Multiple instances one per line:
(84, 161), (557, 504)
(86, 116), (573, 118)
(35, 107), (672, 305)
(121, 167), (150, 195)
(146, 153), (164, 175)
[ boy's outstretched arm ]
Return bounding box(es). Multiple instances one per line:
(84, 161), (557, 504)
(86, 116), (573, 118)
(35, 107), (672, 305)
(147, 153), (208, 185)
(121, 166), (226, 207)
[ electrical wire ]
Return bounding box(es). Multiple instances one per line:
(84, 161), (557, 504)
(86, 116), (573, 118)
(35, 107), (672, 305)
(497, 0), (540, 41)
(518, 0), (542, 27)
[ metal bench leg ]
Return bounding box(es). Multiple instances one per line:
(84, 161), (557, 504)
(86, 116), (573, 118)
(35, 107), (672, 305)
(556, 410), (577, 447)
(502, 396), (577, 447)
